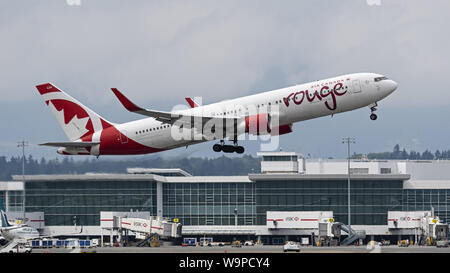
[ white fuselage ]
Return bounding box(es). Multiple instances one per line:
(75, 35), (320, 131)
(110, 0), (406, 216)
(0, 226), (40, 241)
(110, 72), (397, 152)
(43, 72), (397, 156)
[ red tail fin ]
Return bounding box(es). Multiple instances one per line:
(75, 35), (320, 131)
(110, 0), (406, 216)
(36, 83), (114, 141)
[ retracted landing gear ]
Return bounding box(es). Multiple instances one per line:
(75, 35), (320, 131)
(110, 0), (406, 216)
(369, 102), (378, 121)
(212, 140), (245, 154)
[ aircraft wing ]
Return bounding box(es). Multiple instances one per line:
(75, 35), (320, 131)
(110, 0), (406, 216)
(39, 142), (100, 148)
(110, 88), (238, 128)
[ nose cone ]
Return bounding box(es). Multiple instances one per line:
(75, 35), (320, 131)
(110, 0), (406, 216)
(385, 80), (398, 94)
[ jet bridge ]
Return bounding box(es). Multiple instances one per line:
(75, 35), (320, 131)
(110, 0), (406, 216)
(100, 212), (181, 246)
(116, 216), (182, 239)
(388, 211), (449, 245)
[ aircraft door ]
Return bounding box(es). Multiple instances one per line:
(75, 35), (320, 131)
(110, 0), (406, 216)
(352, 79), (361, 93)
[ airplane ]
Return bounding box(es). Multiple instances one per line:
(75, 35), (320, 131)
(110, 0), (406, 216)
(0, 199), (84, 246)
(0, 200), (40, 241)
(36, 73), (397, 156)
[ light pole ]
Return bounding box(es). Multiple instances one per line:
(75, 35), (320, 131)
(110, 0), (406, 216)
(17, 140), (28, 224)
(342, 137), (355, 228)
(233, 208), (238, 242)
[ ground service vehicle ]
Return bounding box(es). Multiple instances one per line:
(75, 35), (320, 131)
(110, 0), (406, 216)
(283, 241), (300, 252)
(232, 240), (242, 247)
(0, 243), (32, 253)
(244, 241), (254, 246)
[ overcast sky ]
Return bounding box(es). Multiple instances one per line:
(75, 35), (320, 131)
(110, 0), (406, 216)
(1, 0), (449, 160)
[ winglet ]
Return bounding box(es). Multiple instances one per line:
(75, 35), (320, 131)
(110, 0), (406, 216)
(185, 98), (199, 108)
(111, 88), (144, 112)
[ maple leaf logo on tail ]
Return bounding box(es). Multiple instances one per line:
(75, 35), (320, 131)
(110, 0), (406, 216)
(36, 83), (114, 142)
(47, 99), (93, 141)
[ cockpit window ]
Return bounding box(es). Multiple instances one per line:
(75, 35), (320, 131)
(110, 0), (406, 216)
(374, 76), (388, 82)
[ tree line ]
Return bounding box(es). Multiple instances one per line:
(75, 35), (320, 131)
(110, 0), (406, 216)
(352, 144), (450, 160)
(0, 155), (261, 181)
(1, 144), (449, 181)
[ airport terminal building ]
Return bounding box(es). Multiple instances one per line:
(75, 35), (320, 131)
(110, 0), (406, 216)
(1, 151), (450, 244)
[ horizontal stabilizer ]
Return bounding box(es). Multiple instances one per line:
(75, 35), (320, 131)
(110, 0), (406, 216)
(39, 142), (100, 148)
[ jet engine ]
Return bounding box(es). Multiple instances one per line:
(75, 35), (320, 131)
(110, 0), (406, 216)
(244, 113), (271, 135)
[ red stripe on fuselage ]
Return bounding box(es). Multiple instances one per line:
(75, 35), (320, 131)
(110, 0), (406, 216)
(99, 120), (165, 155)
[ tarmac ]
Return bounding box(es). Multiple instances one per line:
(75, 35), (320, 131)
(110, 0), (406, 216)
(31, 245), (450, 253)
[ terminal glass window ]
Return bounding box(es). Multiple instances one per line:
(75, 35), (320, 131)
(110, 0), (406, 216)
(26, 180), (157, 226)
(7, 191), (23, 212)
(403, 189), (450, 224)
(0, 191), (4, 208)
(255, 179), (403, 225)
(349, 168), (369, 174)
(262, 156), (297, 162)
(163, 182), (256, 226)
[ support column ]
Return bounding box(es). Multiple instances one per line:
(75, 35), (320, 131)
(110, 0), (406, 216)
(100, 228), (103, 247)
(4, 190), (9, 211)
(157, 181), (163, 217)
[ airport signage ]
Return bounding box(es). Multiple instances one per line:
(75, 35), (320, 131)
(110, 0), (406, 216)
(266, 211), (333, 229)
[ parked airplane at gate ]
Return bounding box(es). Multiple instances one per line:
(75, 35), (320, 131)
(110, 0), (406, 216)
(0, 199), (82, 244)
(36, 73), (397, 156)
(0, 200), (39, 241)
